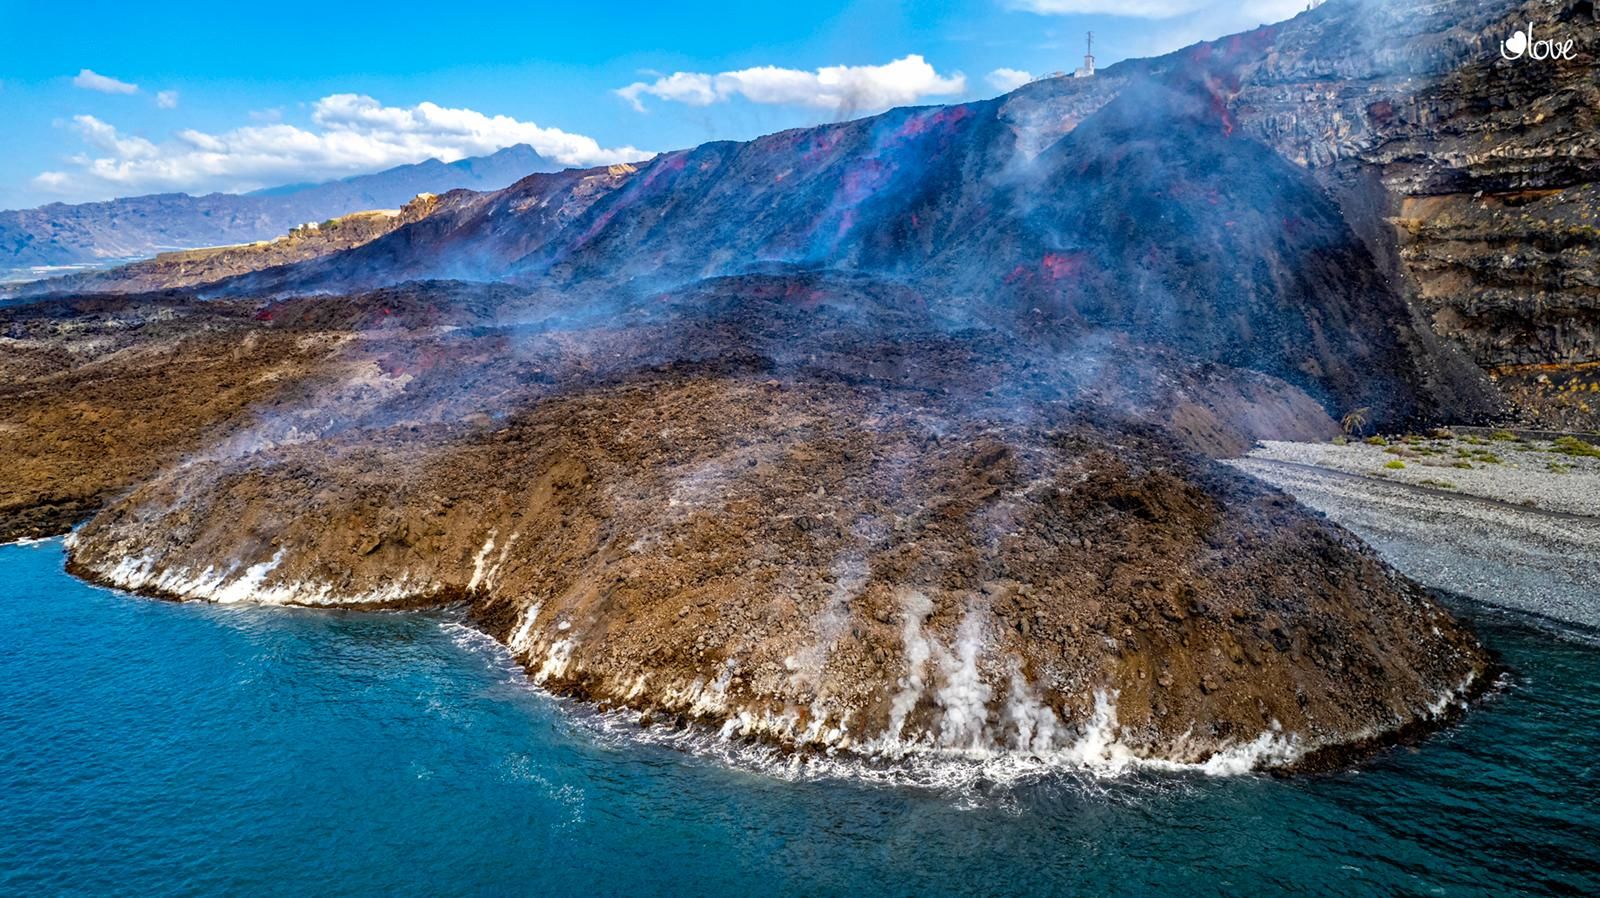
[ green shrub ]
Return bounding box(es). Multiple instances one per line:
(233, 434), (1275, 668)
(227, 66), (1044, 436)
(1550, 436), (1600, 458)
(1384, 460), (1406, 470)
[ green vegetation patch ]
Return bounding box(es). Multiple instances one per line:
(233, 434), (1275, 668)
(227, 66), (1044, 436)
(1550, 436), (1600, 458)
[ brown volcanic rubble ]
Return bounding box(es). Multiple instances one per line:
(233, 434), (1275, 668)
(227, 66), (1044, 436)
(3, 279), (1489, 771)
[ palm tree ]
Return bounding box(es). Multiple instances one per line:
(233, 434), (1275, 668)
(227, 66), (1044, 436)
(1340, 407), (1371, 437)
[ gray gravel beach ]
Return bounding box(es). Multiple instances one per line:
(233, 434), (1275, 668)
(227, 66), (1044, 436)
(1229, 434), (1600, 631)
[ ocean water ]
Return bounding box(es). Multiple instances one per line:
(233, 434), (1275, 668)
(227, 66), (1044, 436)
(2, 539), (1597, 897)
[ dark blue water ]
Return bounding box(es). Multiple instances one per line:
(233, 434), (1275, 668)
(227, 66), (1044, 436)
(3, 539), (1597, 897)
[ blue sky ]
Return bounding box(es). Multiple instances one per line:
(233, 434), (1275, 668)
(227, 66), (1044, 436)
(0, 0), (1305, 209)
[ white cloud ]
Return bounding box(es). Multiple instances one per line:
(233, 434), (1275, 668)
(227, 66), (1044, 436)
(156, 90), (179, 109)
(1131, 0), (1310, 53)
(1009, 0), (1310, 56)
(617, 54), (966, 115)
(73, 69), (139, 94)
(987, 68), (1035, 92)
(33, 94), (649, 200)
(1007, 0), (1214, 15)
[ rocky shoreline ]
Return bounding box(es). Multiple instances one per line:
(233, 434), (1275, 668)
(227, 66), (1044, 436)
(50, 345), (1490, 774)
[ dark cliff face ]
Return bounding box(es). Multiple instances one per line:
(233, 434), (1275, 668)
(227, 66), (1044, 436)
(1224, 0), (1600, 426)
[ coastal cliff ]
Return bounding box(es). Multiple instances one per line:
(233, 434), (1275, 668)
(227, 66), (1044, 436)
(1225, 0), (1600, 426)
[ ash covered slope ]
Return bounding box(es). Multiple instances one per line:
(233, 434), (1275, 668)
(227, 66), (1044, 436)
(233, 27), (1496, 430)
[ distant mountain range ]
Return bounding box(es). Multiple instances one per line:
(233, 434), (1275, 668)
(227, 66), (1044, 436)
(0, 144), (559, 277)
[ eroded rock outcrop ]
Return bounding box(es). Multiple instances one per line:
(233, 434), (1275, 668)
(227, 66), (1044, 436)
(65, 366), (1485, 771)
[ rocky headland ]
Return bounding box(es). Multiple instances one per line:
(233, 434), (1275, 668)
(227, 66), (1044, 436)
(12, 0), (1590, 774)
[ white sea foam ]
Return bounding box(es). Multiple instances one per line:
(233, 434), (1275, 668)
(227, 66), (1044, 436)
(440, 615), (1209, 791)
(1, 535), (57, 548)
(535, 638), (576, 683)
(467, 532), (497, 592)
(421, 612), (1492, 794)
(74, 538), (1482, 787)
(90, 545), (430, 606)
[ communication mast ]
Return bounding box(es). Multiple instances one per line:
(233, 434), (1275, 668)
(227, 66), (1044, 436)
(1074, 32), (1096, 78)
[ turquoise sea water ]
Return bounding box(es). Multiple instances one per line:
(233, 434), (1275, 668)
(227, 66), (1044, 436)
(2, 538), (1597, 897)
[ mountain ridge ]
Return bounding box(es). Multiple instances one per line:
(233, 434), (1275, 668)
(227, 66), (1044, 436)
(0, 144), (560, 274)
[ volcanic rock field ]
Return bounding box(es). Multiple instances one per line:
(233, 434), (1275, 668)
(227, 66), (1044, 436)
(7, 0), (1596, 771)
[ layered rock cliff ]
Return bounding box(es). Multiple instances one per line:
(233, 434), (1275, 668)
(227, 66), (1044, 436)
(1219, 0), (1600, 426)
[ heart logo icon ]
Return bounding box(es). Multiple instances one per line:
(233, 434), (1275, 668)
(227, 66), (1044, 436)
(1503, 29), (1528, 58)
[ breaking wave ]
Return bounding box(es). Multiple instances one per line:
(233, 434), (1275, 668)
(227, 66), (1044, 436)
(427, 615), (1479, 792)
